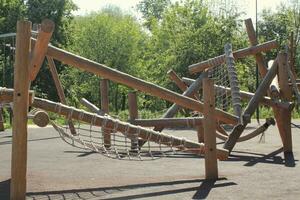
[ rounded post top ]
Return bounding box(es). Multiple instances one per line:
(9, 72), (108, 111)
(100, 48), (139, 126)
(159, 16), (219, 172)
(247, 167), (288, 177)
(41, 19), (55, 33)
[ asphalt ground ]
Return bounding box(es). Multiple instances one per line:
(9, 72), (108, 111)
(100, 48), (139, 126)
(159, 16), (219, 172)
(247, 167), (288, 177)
(1, 120), (300, 199)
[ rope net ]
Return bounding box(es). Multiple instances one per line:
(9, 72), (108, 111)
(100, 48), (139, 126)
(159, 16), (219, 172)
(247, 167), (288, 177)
(47, 105), (198, 161)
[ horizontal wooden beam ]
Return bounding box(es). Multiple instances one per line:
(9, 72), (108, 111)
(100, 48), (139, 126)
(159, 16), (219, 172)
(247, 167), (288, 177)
(188, 40), (278, 74)
(0, 87), (34, 105)
(131, 117), (203, 127)
(34, 39), (239, 125)
(32, 97), (229, 160)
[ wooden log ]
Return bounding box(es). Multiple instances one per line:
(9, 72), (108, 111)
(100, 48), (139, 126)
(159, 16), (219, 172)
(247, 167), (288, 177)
(100, 79), (111, 148)
(188, 40), (278, 74)
(0, 106), (4, 131)
(11, 20), (31, 200)
(244, 18), (268, 77)
(0, 87), (34, 105)
(46, 56), (77, 135)
(277, 52), (293, 152)
(29, 19), (54, 81)
(289, 32), (297, 78)
(32, 97), (229, 160)
(37, 40), (239, 125)
(197, 125), (204, 143)
(132, 117), (203, 127)
(268, 60), (280, 99)
(28, 110), (50, 127)
(128, 91), (139, 149)
(224, 58), (279, 152)
(203, 78), (218, 179)
(80, 98), (105, 115)
(168, 69), (200, 101)
(182, 77), (293, 110)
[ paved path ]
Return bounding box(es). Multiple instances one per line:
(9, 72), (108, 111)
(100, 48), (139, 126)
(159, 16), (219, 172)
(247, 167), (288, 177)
(1, 120), (300, 199)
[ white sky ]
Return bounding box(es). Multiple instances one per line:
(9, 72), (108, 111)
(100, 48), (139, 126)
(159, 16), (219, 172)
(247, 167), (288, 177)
(72, 0), (285, 20)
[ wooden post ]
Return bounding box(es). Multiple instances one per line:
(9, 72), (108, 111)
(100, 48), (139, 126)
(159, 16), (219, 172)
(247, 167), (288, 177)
(0, 106), (4, 131)
(101, 79), (110, 148)
(46, 56), (77, 135)
(276, 52), (293, 152)
(197, 125), (204, 143)
(203, 78), (218, 179)
(128, 91), (139, 149)
(11, 20), (31, 200)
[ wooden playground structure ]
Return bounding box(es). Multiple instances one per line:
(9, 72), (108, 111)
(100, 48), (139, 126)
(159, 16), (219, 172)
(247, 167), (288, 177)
(0, 18), (299, 199)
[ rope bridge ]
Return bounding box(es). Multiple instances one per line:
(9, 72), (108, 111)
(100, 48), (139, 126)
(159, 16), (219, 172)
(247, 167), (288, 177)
(31, 97), (229, 161)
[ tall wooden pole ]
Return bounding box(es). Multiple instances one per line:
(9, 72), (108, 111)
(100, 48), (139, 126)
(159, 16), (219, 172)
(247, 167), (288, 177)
(0, 106), (4, 131)
(101, 79), (110, 147)
(128, 91), (139, 148)
(203, 78), (218, 179)
(11, 20), (31, 200)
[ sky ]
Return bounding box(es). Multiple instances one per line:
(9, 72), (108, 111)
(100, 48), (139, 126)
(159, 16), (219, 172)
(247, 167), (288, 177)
(72, 0), (286, 20)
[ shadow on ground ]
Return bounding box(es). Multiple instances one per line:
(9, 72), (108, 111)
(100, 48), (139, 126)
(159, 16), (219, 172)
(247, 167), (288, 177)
(0, 178), (236, 200)
(228, 147), (297, 167)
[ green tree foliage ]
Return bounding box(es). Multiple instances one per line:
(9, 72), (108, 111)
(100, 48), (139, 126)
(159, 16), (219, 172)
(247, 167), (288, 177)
(0, 0), (25, 33)
(63, 6), (146, 112)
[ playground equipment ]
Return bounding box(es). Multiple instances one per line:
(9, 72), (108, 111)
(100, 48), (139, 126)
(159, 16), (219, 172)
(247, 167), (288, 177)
(0, 17), (299, 199)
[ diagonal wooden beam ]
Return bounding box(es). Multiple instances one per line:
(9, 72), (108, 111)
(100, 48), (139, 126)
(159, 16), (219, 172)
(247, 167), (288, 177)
(29, 19), (54, 81)
(33, 39), (239, 125)
(46, 56), (77, 135)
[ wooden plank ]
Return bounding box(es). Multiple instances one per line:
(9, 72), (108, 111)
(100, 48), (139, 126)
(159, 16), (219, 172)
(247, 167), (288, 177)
(132, 117), (203, 127)
(29, 19), (54, 81)
(11, 20), (31, 200)
(32, 97), (229, 160)
(46, 56), (77, 135)
(203, 78), (218, 179)
(101, 79), (110, 148)
(189, 40), (278, 74)
(37, 40), (239, 125)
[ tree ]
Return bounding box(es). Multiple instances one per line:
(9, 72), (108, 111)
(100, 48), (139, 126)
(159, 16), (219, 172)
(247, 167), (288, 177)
(137, 0), (171, 29)
(64, 7), (146, 112)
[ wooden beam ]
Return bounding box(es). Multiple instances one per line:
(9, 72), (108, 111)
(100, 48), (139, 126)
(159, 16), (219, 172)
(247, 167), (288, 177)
(268, 60), (280, 99)
(188, 40), (278, 74)
(38, 39), (238, 125)
(203, 78), (218, 179)
(128, 91), (139, 148)
(224, 58), (279, 152)
(101, 79), (110, 148)
(132, 117), (203, 127)
(46, 56), (77, 135)
(29, 19), (54, 81)
(0, 87), (34, 105)
(11, 20), (31, 200)
(244, 18), (268, 77)
(182, 77), (293, 110)
(80, 98), (105, 115)
(277, 53), (293, 152)
(32, 97), (229, 160)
